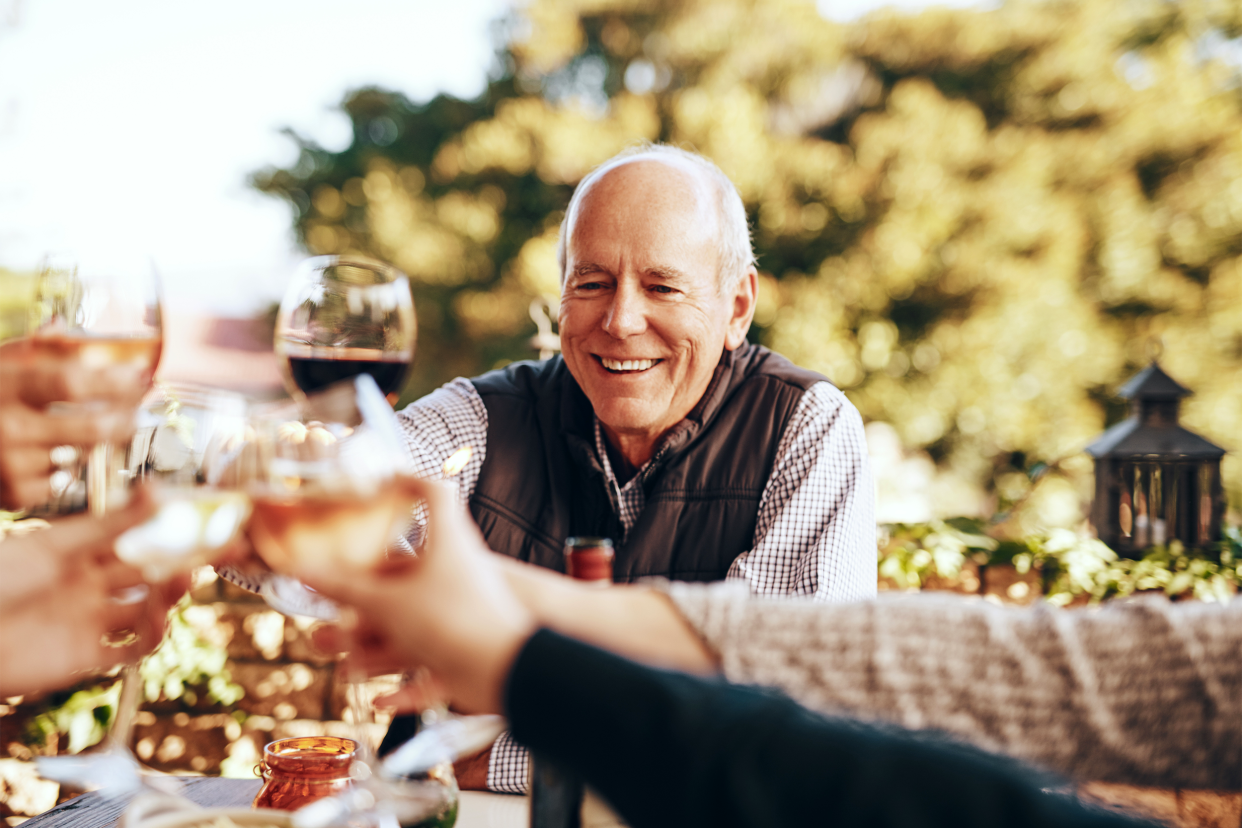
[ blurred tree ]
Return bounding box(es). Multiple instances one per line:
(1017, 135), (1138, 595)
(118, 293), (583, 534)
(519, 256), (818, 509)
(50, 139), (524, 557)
(0, 268), (38, 342)
(252, 0), (1242, 520)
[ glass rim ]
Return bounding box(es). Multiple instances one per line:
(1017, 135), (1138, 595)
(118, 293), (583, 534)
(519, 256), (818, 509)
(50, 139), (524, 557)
(565, 536), (614, 549)
(298, 254), (409, 285)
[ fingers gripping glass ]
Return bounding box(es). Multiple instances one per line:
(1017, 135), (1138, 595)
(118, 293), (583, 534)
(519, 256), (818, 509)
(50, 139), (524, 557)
(236, 375), (479, 827)
(37, 386), (252, 799)
(29, 254), (163, 515)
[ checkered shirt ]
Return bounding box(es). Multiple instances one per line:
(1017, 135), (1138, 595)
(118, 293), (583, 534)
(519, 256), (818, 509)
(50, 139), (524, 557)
(395, 375), (877, 793)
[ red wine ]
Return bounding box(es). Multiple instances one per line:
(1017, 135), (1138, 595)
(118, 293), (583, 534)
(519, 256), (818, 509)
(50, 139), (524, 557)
(284, 348), (411, 397)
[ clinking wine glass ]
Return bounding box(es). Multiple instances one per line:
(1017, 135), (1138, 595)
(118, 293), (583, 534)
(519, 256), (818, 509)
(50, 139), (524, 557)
(28, 254), (163, 515)
(36, 385), (252, 798)
(275, 256), (416, 407)
(115, 384), (253, 583)
(240, 374), (459, 827)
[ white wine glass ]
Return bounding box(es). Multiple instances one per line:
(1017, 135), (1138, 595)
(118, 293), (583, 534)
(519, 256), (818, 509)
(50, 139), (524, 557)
(239, 374), (460, 826)
(37, 385), (252, 798)
(28, 253), (163, 515)
(275, 256), (416, 406)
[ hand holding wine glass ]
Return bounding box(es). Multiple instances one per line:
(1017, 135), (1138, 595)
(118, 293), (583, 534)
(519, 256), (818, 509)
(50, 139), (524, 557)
(114, 383), (253, 584)
(237, 375), (472, 826)
(299, 474), (535, 716)
(0, 490), (177, 698)
(0, 338), (146, 510)
(275, 256), (416, 406)
(24, 254), (163, 514)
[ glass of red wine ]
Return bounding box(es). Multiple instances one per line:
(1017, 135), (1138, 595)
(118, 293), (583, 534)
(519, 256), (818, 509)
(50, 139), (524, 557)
(275, 256), (416, 406)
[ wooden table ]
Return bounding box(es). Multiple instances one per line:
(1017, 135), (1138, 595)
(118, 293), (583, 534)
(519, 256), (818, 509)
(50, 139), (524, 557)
(21, 779), (534, 828)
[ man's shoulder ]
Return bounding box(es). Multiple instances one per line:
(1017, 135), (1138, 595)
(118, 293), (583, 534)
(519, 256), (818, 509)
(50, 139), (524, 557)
(735, 345), (830, 394)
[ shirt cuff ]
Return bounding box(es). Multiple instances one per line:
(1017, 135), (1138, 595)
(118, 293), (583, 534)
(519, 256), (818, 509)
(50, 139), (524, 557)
(486, 730), (530, 794)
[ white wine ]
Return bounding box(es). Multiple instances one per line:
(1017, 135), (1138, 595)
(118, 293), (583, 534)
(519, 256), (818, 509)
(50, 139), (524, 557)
(30, 332), (162, 378)
(114, 488), (251, 582)
(248, 488), (412, 573)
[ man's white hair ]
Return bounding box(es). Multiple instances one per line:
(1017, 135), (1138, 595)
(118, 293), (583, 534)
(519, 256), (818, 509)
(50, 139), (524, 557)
(556, 143), (756, 292)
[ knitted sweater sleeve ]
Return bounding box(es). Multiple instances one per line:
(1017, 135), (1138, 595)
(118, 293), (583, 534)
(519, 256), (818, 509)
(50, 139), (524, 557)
(658, 581), (1242, 791)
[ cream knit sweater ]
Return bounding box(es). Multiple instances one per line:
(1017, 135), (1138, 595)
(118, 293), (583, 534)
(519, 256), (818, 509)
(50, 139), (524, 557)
(659, 582), (1241, 791)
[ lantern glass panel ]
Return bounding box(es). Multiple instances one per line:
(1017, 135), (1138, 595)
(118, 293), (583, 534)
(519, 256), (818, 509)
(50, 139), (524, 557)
(1198, 464), (1213, 545)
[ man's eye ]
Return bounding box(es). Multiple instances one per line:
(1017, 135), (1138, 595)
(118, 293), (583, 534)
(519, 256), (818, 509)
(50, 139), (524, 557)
(650, 284), (676, 294)
(578, 281), (605, 291)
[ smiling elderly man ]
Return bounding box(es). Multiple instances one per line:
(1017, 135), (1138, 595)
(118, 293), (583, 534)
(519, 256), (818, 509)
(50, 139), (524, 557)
(392, 143), (875, 791)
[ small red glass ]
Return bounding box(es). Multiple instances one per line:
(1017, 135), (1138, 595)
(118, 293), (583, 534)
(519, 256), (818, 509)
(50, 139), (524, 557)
(252, 736), (357, 811)
(564, 536), (614, 585)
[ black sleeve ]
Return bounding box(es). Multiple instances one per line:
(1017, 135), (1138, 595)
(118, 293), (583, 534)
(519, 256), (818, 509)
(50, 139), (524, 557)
(505, 629), (1156, 828)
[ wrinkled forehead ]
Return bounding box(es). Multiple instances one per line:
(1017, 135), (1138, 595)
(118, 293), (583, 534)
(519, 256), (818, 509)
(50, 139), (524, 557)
(568, 157), (720, 243)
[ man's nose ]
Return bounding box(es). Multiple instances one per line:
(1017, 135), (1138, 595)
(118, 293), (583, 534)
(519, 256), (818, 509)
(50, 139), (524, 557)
(602, 283), (646, 338)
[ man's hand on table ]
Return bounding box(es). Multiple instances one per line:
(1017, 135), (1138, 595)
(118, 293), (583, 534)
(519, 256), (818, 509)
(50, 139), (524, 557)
(452, 746), (492, 790)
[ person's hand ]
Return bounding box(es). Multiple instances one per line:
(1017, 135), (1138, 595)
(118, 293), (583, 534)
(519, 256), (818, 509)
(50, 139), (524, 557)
(0, 567), (184, 697)
(0, 490), (188, 696)
(0, 487), (156, 605)
(0, 338), (149, 510)
(298, 476), (536, 715)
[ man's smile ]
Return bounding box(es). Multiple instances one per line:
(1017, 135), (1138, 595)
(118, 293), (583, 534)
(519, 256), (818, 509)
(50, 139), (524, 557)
(594, 355), (664, 374)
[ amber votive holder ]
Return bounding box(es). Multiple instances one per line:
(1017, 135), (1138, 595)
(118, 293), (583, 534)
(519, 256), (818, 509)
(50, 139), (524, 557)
(252, 736), (357, 811)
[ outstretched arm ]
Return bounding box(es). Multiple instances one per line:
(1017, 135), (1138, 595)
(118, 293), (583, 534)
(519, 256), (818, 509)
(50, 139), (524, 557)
(509, 629), (1155, 828)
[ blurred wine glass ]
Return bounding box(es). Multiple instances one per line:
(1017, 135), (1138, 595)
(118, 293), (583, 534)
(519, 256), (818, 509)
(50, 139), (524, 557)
(29, 254), (162, 515)
(116, 384), (253, 583)
(275, 256), (416, 406)
(36, 385), (253, 796)
(238, 375), (459, 823)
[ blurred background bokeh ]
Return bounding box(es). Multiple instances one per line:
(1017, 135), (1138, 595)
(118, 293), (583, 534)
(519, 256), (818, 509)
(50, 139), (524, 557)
(3, 2), (1241, 823)
(250, 0), (1242, 531)
(4, 0), (1239, 528)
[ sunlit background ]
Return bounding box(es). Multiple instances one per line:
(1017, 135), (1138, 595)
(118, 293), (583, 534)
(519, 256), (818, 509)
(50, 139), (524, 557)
(3, 0), (1240, 527)
(0, 0), (972, 312)
(3, 3), (1242, 816)
(0, 0), (511, 313)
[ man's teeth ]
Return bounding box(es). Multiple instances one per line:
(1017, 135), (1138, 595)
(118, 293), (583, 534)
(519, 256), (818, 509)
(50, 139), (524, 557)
(601, 358), (657, 371)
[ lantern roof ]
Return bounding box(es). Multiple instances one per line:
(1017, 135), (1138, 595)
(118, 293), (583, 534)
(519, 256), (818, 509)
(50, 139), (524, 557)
(1085, 417), (1225, 459)
(1086, 361), (1225, 459)
(1117, 362), (1191, 400)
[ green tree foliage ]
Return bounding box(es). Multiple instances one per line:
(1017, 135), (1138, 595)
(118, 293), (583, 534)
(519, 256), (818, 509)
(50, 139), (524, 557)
(0, 268), (38, 342)
(251, 0), (1242, 514)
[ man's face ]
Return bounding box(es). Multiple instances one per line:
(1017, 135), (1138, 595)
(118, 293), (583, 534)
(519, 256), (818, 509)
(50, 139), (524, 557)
(559, 160), (754, 451)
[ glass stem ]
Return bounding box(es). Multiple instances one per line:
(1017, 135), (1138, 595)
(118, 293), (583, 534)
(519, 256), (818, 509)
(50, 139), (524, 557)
(110, 663), (142, 751)
(87, 442), (110, 517)
(342, 632), (375, 763)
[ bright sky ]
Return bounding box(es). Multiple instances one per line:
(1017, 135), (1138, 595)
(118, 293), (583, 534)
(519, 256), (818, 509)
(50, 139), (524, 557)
(0, 0), (983, 316)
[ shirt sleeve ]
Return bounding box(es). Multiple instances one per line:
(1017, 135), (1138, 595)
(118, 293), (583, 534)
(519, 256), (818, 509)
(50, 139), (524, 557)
(506, 629), (1149, 828)
(395, 377), (488, 550)
(657, 582), (1242, 792)
(395, 379), (533, 794)
(725, 381), (877, 601)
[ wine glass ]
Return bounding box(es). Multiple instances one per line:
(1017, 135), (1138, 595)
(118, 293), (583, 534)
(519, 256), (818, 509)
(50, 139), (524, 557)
(36, 385), (252, 800)
(243, 374), (415, 714)
(275, 256), (416, 406)
(115, 384), (253, 583)
(239, 374), (459, 825)
(28, 253), (163, 515)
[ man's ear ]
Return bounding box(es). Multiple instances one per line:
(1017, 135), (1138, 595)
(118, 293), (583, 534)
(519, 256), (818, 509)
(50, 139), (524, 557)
(724, 268), (758, 351)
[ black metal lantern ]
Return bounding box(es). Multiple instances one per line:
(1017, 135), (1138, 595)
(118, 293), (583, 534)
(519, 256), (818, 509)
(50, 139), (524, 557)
(1086, 362), (1226, 554)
